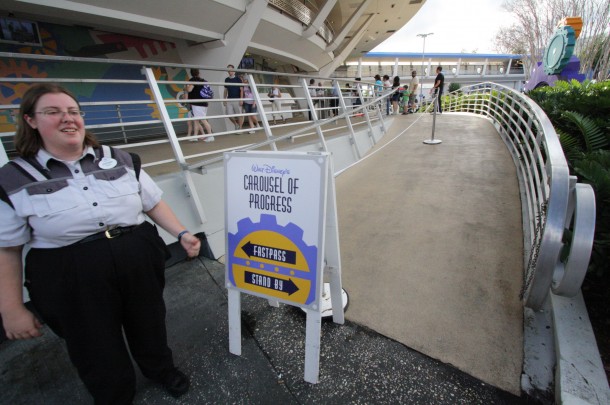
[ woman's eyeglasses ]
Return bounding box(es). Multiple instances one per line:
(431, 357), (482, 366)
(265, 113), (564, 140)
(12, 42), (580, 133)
(34, 110), (86, 118)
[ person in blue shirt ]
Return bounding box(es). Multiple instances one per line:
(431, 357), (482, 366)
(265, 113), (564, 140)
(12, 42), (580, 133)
(374, 74), (383, 97)
(224, 64), (244, 131)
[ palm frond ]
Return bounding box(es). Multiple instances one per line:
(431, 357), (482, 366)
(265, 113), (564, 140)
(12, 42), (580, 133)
(574, 151), (610, 198)
(561, 111), (608, 152)
(557, 129), (585, 164)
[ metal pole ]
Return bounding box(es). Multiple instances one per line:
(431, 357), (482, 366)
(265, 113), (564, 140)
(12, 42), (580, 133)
(115, 105), (128, 144)
(423, 94), (442, 145)
(417, 32), (433, 104)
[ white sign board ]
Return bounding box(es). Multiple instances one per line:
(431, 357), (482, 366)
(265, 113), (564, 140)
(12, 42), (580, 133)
(225, 150), (344, 384)
(225, 151), (329, 309)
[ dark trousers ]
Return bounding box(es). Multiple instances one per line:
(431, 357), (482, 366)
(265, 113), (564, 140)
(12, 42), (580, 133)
(25, 222), (174, 405)
(435, 90), (443, 113)
(309, 100), (318, 121)
(330, 97), (339, 116)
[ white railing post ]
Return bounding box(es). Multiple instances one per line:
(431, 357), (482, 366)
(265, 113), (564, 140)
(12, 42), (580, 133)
(334, 80), (362, 159)
(141, 67), (207, 224)
(247, 73), (277, 151)
(301, 77), (329, 151)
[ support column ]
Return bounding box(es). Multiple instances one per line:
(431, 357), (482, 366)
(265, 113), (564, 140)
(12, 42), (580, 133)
(303, 0), (338, 38)
(319, 13), (374, 77)
(326, 0), (373, 53)
(506, 59), (513, 76)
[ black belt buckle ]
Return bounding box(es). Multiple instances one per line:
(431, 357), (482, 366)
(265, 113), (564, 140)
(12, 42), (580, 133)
(76, 225), (138, 245)
(105, 228), (121, 239)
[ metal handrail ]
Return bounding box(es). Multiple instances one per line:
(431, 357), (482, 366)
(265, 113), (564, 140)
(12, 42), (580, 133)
(0, 53), (393, 205)
(0, 52), (388, 156)
(442, 83), (595, 310)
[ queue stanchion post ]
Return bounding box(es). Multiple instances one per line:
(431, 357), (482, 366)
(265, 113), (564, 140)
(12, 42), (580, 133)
(424, 93), (442, 145)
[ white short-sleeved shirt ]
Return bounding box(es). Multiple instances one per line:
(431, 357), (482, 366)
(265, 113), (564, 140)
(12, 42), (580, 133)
(0, 146), (162, 248)
(409, 76), (420, 92)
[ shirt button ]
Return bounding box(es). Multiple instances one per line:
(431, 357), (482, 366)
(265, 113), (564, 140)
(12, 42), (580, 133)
(83, 186), (88, 190)
(99, 222), (104, 227)
(46, 188), (53, 192)
(93, 202), (98, 206)
(75, 169), (80, 173)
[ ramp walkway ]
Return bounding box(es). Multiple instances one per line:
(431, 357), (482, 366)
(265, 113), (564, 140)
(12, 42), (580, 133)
(0, 114), (527, 403)
(337, 113), (524, 395)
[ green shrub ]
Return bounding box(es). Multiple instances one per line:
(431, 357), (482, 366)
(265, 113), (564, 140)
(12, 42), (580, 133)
(528, 80), (610, 277)
(448, 82), (461, 93)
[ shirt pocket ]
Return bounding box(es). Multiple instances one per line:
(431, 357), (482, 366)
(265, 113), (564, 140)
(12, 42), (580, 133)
(27, 179), (78, 217)
(93, 167), (140, 198)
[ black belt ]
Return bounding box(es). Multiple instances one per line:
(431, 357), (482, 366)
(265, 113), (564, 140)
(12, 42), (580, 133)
(77, 225), (139, 244)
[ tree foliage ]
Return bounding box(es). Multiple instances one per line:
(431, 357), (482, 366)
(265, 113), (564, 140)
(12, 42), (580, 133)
(493, 25), (529, 55)
(497, 0), (610, 79)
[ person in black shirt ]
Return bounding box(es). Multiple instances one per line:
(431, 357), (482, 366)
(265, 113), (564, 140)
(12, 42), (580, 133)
(431, 66), (444, 114)
(186, 69), (213, 141)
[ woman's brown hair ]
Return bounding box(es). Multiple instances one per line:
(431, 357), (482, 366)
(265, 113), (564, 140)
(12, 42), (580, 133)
(15, 83), (99, 157)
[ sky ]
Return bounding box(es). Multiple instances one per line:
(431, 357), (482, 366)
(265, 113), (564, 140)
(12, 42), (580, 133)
(373, 0), (518, 54)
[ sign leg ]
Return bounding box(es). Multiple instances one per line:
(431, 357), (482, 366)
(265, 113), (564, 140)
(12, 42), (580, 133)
(304, 309), (322, 384)
(328, 267), (345, 324)
(228, 288), (242, 355)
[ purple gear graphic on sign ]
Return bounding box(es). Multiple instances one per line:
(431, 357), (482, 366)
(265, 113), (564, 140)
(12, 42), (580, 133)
(227, 214), (319, 306)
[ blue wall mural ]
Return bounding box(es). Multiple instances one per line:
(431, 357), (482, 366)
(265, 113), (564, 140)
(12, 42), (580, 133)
(1, 20), (188, 136)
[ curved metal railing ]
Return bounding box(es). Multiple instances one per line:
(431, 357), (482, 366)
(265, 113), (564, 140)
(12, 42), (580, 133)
(441, 83), (595, 310)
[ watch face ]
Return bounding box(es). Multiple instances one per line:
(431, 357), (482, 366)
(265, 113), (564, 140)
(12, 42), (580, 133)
(543, 26), (576, 75)
(546, 35), (565, 66)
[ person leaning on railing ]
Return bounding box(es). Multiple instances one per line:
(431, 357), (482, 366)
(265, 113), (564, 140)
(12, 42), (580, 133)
(0, 83), (200, 404)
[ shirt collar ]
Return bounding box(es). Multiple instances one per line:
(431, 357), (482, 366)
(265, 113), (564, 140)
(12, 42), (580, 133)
(36, 146), (95, 169)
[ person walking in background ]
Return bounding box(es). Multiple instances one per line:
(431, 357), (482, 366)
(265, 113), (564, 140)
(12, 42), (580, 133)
(383, 74), (392, 114)
(406, 70), (419, 114)
(374, 74), (384, 113)
(431, 66), (445, 114)
(391, 76), (401, 115)
(316, 82), (325, 118)
(224, 64), (244, 132)
(329, 80), (339, 117)
(374, 74), (383, 97)
(0, 83), (200, 404)
(343, 83), (352, 108)
(268, 81), (284, 124)
(353, 77), (362, 108)
(180, 90), (204, 140)
(186, 68), (214, 141)
(241, 75), (258, 133)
